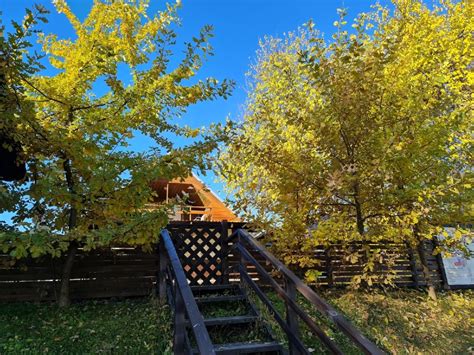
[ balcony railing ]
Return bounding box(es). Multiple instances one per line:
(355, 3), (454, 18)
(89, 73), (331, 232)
(176, 206), (212, 221)
(144, 203), (213, 221)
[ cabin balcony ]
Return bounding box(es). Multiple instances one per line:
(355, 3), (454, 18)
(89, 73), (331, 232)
(144, 203), (213, 221)
(148, 175), (239, 222)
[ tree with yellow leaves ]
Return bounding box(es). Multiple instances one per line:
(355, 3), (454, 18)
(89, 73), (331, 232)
(1, 0), (232, 306)
(219, 0), (472, 292)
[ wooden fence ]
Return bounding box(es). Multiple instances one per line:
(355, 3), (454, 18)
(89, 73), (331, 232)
(286, 240), (444, 288)
(0, 246), (158, 302)
(0, 222), (454, 302)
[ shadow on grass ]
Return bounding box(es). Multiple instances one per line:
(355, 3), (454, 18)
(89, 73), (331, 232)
(0, 298), (173, 354)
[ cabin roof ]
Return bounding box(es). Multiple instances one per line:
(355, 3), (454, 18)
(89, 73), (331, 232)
(150, 174), (239, 222)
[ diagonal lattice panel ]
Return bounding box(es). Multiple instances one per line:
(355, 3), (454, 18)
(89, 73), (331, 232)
(168, 224), (226, 285)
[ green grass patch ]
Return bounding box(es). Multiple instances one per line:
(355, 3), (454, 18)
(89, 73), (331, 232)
(0, 289), (472, 354)
(323, 288), (474, 354)
(189, 322), (271, 346)
(244, 287), (362, 354)
(247, 288), (473, 354)
(0, 298), (172, 354)
(198, 300), (252, 318)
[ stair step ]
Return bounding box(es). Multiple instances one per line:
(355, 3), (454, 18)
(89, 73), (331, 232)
(191, 284), (239, 292)
(193, 341), (283, 354)
(195, 295), (246, 304)
(215, 341), (283, 354)
(191, 284), (242, 297)
(187, 315), (258, 327)
(191, 284), (242, 298)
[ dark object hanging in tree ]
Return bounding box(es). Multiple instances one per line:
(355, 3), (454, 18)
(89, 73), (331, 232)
(0, 39), (26, 181)
(0, 135), (26, 181)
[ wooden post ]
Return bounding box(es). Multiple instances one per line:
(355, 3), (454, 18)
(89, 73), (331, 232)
(406, 243), (419, 288)
(159, 236), (167, 304)
(173, 287), (186, 353)
(220, 220), (229, 284)
(285, 277), (301, 355)
(238, 231), (246, 290)
(325, 246), (334, 288)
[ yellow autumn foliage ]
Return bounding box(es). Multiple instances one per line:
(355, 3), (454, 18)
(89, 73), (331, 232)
(219, 0), (473, 284)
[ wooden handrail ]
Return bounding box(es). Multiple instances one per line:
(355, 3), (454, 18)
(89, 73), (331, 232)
(234, 229), (384, 355)
(238, 266), (309, 354)
(160, 229), (215, 355)
(237, 244), (342, 354)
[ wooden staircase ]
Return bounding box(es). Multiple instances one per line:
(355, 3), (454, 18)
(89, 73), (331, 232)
(190, 284), (283, 354)
(158, 223), (384, 355)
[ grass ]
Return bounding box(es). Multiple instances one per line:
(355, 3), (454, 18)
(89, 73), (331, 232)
(0, 298), (172, 354)
(244, 287), (364, 354)
(0, 289), (472, 354)
(248, 288), (474, 354)
(188, 322), (271, 347)
(323, 288), (474, 354)
(198, 299), (252, 318)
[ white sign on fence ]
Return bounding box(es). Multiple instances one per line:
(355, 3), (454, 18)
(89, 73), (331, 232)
(439, 228), (474, 287)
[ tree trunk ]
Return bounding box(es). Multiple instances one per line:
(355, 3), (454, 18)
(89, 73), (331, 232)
(417, 241), (437, 301)
(58, 243), (78, 308)
(353, 183), (365, 235)
(354, 200), (365, 235)
(58, 156), (78, 307)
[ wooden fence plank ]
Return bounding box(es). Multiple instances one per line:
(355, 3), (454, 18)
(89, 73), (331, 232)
(0, 223), (448, 302)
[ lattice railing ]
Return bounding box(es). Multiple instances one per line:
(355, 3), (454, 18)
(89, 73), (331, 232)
(166, 221), (246, 286)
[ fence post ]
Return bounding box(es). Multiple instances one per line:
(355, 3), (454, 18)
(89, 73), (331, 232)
(220, 220), (229, 284)
(325, 246), (334, 287)
(159, 236), (167, 304)
(406, 243), (419, 288)
(238, 231), (247, 289)
(285, 277), (301, 355)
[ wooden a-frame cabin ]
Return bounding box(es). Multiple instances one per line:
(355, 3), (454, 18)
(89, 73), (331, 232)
(148, 174), (239, 222)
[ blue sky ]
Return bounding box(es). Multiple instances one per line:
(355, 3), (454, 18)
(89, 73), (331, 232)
(1, 0), (390, 223)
